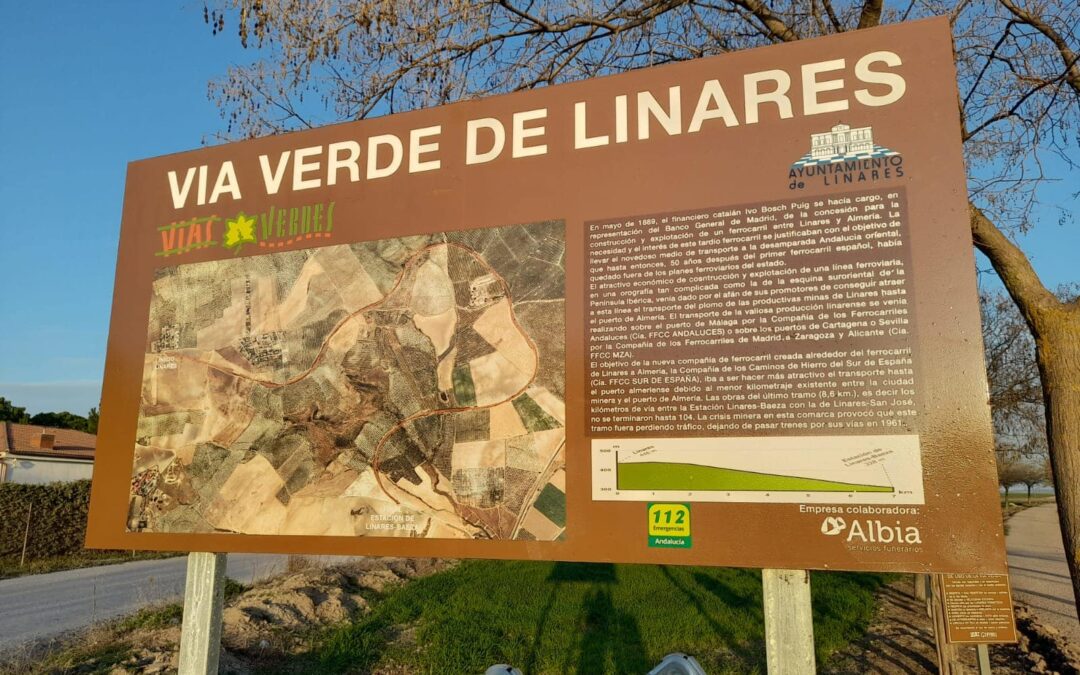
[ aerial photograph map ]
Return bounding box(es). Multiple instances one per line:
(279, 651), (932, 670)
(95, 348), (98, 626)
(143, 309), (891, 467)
(128, 220), (567, 542)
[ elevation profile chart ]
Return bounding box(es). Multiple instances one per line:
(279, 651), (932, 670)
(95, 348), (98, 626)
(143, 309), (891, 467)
(591, 435), (924, 504)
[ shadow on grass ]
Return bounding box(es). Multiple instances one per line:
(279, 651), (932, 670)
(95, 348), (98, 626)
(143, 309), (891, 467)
(548, 561), (616, 583)
(810, 572), (892, 664)
(529, 563), (634, 673)
(671, 567), (766, 670)
(523, 586), (558, 674)
(277, 561), (883, 675)
(690, 569), (762, 618)
(574, 588), (650, 674)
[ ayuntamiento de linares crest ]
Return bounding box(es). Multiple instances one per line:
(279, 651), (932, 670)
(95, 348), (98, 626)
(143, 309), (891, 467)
(790, 123), (903, 189)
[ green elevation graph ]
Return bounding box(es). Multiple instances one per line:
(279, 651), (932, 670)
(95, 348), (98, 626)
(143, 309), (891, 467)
(615, 454), (894, 493)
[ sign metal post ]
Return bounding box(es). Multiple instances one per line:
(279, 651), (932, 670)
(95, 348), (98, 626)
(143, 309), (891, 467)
(976, 644), (992, 675)
(762, 568), (816, 675)
(178, 552), (227, 675)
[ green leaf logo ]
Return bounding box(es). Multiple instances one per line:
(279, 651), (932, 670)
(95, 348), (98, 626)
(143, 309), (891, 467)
(223, 212), (257, 252)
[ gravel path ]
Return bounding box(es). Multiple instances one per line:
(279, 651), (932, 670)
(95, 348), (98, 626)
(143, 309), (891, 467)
(1006, 502), (1079, 645)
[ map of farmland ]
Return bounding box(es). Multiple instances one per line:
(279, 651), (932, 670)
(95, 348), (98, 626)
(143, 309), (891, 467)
(129, 221), (567, 541)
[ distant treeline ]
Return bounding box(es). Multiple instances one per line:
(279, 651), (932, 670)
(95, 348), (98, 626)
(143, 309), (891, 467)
(0, 396), (98, 433)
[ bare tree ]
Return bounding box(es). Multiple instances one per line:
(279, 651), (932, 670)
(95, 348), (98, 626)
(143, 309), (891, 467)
(982, 291), (1043, 438)
(981, 287), (1064, 504)
(996, 446), (1025, 507)
(202, 0), (1080, 608)
(993, 453), (1019, 505)
(1016, 461), (1045, 502)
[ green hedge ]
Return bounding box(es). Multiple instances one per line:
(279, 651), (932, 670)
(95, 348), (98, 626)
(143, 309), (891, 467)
(0, 480), (92, 560)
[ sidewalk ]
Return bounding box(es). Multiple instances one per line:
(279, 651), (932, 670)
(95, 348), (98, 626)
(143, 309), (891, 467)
(1006, 502), (1079, 646)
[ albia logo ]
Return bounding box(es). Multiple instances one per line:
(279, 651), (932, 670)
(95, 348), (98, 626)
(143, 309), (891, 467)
(789, 122), (903, 190)
(821, 516), (923, 544)
(821, 516), (847, 535)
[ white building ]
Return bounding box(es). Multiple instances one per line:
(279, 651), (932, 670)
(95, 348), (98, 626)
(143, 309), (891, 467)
(0, 422), (94, 484)
(810, 123), (874, 159)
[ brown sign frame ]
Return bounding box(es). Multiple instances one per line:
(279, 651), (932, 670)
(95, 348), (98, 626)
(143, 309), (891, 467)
(88, 17), (1008, 574)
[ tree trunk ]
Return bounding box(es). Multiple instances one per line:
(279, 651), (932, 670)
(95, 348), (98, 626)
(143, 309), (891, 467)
(1034, 316), (1080, 610)
(970, 203), (1080, 613)
(1004, 486), (1010, 508)
(1027, 485), (1032, 502)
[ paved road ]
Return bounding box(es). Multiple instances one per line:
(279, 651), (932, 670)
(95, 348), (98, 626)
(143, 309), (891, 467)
(0, 553), (290, 653)
(1007, 503), (1080, 645)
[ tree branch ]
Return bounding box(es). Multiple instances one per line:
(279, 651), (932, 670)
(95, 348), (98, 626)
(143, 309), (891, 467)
(857, 0), (883, 30)
(998, 0), (1080, 95)
(820, 0), (844, 32)
(962, 20), (1015, 110)
(969, 203), (1061, 331)
(725, 0), (800, 42)
(962, 67), (1072, 142)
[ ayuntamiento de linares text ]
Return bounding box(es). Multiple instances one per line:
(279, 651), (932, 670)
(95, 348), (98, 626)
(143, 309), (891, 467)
(790, 155), (904, 185)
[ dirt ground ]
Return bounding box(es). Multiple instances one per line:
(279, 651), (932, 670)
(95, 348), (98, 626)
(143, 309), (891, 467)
(1, 557), (451, 675)
(825, 577), (1079, 675)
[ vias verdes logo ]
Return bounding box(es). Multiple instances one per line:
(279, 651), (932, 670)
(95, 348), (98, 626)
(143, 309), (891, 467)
(156, 201), (336, 258)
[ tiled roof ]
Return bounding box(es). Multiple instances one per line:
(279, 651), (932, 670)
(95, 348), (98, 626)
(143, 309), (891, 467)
(0, 422), (95, 461)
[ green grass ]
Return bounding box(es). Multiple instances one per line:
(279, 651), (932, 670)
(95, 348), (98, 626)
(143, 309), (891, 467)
(293, 561), (889, 674)
(117, 603), (184, 633)
(617, 462), (894, 493)
(1000, 492), (1055, 506)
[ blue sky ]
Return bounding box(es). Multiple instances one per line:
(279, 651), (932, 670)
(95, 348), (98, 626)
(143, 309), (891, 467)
(0, 3), (251, 414)
(0, 3), (1076, 415)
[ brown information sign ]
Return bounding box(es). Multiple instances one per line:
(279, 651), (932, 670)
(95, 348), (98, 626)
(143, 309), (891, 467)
(942, 574), (1018, 643)
(88, 17), (1009, 573)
